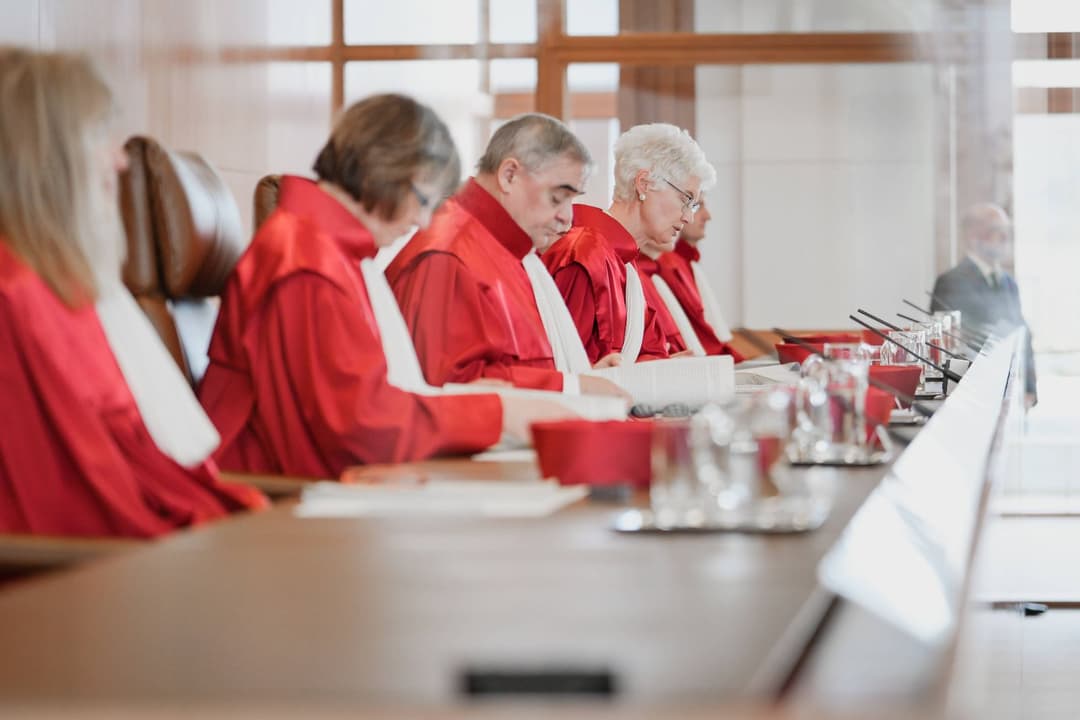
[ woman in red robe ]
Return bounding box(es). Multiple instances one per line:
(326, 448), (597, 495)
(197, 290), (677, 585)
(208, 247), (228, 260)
(0, 48), (266, 538)
(542, 123), (717, 364)
(199, 94), (566, 478)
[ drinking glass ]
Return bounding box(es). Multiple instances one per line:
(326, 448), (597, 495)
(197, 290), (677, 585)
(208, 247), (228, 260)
(650, 421), (704, 528)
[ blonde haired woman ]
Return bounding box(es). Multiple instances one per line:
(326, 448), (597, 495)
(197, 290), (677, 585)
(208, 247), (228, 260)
(0, 47), (266, 537)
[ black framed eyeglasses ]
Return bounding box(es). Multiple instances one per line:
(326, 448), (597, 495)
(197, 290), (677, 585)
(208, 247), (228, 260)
(662, 178), (700, 213)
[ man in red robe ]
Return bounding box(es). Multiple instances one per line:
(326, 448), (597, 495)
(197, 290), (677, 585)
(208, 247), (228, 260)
(654, 198), (744, 361)
(542, 204), (686, 363)
(386, 114), (625, 396)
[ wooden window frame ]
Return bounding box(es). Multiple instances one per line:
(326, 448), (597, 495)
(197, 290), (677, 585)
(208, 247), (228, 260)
(218, 0), (1001, 123)
(215, 3), (1079, 119)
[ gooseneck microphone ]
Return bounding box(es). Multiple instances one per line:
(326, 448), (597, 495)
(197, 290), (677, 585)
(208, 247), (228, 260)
(856, 309), (967, 362)
(848, 316), (963, 384)
(773, 328), (936, 418)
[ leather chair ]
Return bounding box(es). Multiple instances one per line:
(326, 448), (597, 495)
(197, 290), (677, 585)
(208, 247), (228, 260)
(252, 173), (281, 231)
(119, 136), (246, 387)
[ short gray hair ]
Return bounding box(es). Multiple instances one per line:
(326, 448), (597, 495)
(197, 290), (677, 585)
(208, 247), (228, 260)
(477, 113), (592, 174)
(612, 123), (716, 202)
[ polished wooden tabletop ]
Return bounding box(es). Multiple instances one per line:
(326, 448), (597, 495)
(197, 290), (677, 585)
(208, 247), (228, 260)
(0, 459), (886, 705)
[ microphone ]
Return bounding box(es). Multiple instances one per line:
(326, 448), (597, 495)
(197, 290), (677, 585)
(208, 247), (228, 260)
(906, 298), (990, 347)
(895, 312), (979, 357)
(902, 298), (934, 316)
(856, 309), (968, 362)
(774, 328), (935, 418)
(849, 315), (963, 384)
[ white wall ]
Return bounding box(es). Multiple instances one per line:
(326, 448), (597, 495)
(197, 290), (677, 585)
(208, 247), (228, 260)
(693, 2), (938, 330)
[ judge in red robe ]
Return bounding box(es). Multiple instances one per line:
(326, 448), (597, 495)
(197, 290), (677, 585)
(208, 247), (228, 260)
(635, 251), (695, 355)
(0, 246), (264, 537)
(386, 114), (624, 396)
(0, 48), (265, 538)
(199, 96), (508, 478)
(543, 124), (715, 364)
(544, 204), (685, 363)
(654, 198), (743, 361)
(387, 177), (569, 391)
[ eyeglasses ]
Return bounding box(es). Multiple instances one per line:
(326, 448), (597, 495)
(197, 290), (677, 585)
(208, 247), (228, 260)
(662, 178), (700, 213)
(410, 183), (432, 209)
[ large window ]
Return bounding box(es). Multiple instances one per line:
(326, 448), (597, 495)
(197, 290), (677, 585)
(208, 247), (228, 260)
(238, 0), (1069, 343)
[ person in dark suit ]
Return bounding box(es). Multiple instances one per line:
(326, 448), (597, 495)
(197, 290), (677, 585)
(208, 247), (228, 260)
(931, 203), (1036, 405)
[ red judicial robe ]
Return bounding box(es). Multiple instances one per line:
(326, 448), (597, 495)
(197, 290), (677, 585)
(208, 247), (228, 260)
(542, 204), (678, 363)
(0, 243), (265, 539)
(198, 176), (502, 477)
(385, 179), (564, 391)
(655, 240), (744, 361)
(635, 254), (690, 356)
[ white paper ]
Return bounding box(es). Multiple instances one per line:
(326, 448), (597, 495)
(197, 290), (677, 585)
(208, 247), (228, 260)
(734, 362), (801, 386)
(442, 383), (628, 421)
(470, 448), (538, 463)
(586, 354), (735, 408)
(295, 479), (588, 518)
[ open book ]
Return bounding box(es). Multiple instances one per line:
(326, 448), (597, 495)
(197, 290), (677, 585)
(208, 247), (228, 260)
(442, 383), (628, 421)
(585, 354), (735, 409)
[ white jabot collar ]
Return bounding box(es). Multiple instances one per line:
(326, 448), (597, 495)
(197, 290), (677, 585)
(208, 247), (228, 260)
(690, 260), (734, 342)
(95, 282), (220, 467)
(357, 258), (440, 395)
(650, 274), (706, 356)
(621, 263), (646, 364)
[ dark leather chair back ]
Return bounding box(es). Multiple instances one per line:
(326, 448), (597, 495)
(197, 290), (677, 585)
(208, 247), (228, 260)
(253, 174), (282, 231)
(119, 136), (246, 387)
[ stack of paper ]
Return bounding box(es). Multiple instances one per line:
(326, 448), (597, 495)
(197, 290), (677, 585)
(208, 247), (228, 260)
(586, 354), (735, 408)
(295, 480), (588, 518)
(734, 362), (800, 386)
(442, 383), (629, 421)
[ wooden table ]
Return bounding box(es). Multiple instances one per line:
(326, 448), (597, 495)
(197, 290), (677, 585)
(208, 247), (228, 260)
(0, 460), (884, 705)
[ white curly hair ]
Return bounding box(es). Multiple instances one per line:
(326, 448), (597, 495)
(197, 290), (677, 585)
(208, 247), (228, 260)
(612, 123), (716, 203)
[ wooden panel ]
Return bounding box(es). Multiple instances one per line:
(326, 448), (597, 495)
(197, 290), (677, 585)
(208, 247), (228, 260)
(1039, 87), (1080, 114)
(0, 535), (138, 577)
(219, 43), (539, 63)
(553, 32), (930, 65)
(1013, 32), (1080, 60)
(536, 0), (567, 117)
(617, 0), (695, 132)
(493, 90), (615, 118)
(331, 0), (344, 115)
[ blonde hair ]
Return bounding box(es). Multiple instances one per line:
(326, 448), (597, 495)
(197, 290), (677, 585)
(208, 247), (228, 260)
(0, 47), (123, 306)
(612, 123), (716, 203)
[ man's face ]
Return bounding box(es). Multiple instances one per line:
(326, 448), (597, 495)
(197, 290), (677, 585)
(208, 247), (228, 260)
(679, 197), (711, 244)
(970, 208), (1013, 265)
(500, 154), (588, 249)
